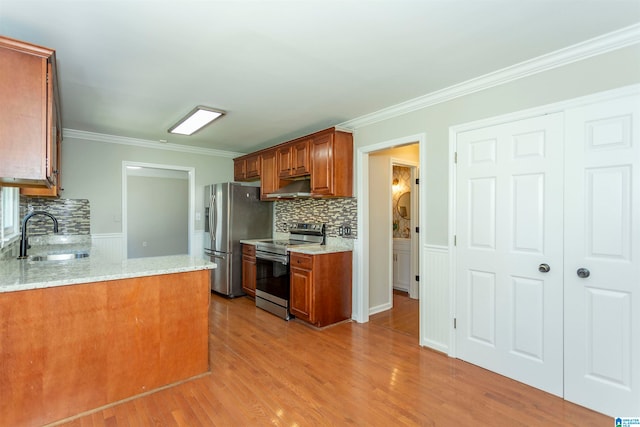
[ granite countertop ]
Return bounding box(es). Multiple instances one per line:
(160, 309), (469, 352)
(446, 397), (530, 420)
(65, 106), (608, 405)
(0, 236), (215, 293)
(287, 245), (352, 255)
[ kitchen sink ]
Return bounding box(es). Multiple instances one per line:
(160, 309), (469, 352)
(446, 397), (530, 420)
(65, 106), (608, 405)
(29, 252), (89, 261)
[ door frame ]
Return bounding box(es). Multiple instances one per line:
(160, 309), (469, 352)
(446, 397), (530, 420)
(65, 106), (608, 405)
(354, 133), (426, 333)
(121, 161), (195, 259)
(447, 83), (640, 358)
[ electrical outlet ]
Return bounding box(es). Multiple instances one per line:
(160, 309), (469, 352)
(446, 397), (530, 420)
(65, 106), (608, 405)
(344, 226), (351, 235)
(338, 226), (344, 236)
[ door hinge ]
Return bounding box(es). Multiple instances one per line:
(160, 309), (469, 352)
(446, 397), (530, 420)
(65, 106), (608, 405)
(454, 152), (458, 163)
(415, 178), (419, 185)
(454, 318), (457, 329)
(415, 226), (419, 233)
(454, 235), (457, 246)
(415, 275), (420, 282)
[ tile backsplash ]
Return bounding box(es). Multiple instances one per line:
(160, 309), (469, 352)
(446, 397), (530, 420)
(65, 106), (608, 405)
(275, 197), (357, 238)
(20, 197), (91, 236)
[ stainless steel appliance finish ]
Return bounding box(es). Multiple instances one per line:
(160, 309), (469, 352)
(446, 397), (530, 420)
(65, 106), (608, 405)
(265, 178), (312, 199)
(204, 182), (273, 297)
(255, 222), (325, 320)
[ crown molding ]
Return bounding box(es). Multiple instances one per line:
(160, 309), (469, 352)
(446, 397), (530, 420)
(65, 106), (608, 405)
(63, 129), (244, 159)
(339, 23), (640, 130)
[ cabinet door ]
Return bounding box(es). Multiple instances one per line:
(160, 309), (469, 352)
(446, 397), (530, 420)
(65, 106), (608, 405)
(0, 42), (48, 185)
(234, 158), (246, 181)
(246, 154), (261, 179)
(395, 250), (411, 291)
(241, 254), (256, 297)
(290, 266), (313, 322)
(46, 62), (57, 187)
(291, 139), (310, 176)
(310, 133), (334, 195)
(21, 69), (61, 198)
(277, 145), (292, 178)
(260, 150), (278, 200)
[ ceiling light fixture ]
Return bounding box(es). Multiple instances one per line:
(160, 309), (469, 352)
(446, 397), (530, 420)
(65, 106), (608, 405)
(168, 106), (225, 135)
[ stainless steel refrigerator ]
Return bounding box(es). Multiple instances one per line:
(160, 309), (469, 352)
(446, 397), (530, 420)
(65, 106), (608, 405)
(204, 182), (273, 297)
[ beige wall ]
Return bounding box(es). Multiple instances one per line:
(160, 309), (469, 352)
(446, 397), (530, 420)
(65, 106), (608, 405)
(353, 44), (640, 246)
(61, 138), (235, 234)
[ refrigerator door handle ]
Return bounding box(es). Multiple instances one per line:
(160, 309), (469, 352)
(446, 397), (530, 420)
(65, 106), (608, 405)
(209, 193), (216, 246)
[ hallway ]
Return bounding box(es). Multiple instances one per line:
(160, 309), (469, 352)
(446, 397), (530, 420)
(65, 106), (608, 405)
(369, 290), (419, 338)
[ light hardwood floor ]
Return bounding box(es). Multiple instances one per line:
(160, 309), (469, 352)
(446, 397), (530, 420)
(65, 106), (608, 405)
(53, 292), (609, 426)
(370, 290), (420, 338)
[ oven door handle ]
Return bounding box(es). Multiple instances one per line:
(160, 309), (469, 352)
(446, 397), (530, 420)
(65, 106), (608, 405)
(256, 252), (288, 265)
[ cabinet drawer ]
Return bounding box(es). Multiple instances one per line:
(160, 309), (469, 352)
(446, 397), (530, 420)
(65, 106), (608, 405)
(290, 253), (312, 269)
(242, 244), (256, 256)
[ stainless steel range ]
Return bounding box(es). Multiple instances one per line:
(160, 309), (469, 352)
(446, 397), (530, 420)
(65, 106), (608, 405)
(255, 222), (325, 320)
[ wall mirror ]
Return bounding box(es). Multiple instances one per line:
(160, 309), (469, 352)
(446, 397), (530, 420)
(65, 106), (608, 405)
(396, 191), (410, 219)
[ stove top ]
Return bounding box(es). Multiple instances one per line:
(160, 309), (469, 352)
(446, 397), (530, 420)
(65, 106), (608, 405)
(255, 222), (325, 256)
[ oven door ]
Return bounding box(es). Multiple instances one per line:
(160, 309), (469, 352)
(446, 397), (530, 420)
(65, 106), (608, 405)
(255, 254), (291, 319)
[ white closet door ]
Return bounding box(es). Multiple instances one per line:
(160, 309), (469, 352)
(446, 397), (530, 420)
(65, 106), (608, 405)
(564, 94), (640, 416)
(455, 113), (564, 396)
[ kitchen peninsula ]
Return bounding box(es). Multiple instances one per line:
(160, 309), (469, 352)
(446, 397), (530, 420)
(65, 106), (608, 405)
(0, 252), (215, 427)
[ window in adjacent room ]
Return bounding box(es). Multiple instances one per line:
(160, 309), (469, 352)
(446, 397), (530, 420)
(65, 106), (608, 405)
(1, 186), (19, 247)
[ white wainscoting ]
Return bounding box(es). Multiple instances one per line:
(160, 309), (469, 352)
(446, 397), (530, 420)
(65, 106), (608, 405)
(91, 233), (123, 262)
(421, 244), (450, 353)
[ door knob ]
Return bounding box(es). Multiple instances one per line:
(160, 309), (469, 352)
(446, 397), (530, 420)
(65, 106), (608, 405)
(577, 268), (590, 278)
(538, 263), (550, 273)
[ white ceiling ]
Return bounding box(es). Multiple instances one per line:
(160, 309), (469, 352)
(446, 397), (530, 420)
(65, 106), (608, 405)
(2, 0), (639, 154)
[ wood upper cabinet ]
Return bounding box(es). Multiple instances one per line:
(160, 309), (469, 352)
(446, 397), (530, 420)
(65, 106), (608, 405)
(233, 158), (246, 181)
(234, 153), (261, 182)
(277, 144), (293, 178)
(310, 130), (353, 197)
(233, 127), (352, 198)
(0, 36), (62, 190)
(278, 139), (310, 178)
(259, 150), (278, 200)
(21, 98), (62, 197)
(246, 154), (261, 179)
(290, 251), (352, 327)
(241, 244), (257, 297)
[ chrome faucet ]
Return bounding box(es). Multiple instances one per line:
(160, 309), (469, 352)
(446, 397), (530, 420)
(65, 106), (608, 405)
(18, 211), (59, 259)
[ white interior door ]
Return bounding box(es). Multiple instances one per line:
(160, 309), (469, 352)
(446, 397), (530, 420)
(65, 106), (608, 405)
(563, 94), (640, 416)
(455, 113), (564, 396)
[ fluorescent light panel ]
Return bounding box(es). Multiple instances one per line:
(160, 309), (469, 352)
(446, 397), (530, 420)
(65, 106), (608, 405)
(169, 106), (225, 135)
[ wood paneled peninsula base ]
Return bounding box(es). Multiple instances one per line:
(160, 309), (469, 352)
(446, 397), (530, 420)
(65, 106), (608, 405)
(0, 268), (211, 427)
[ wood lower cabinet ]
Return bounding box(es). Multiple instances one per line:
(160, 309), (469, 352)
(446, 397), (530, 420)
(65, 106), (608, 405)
(0, 270), (210, 427)
(242, 244), (257, 297)
(0, 36), (61, 189)
(290, 250), (352, 327)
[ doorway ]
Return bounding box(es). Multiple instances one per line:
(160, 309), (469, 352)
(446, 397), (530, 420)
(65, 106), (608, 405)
(121, 161), (195, 259)
(355, 134), (425, 343)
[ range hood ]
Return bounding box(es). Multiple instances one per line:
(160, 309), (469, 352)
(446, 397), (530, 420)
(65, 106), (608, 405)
(265, 178), (312, 199)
